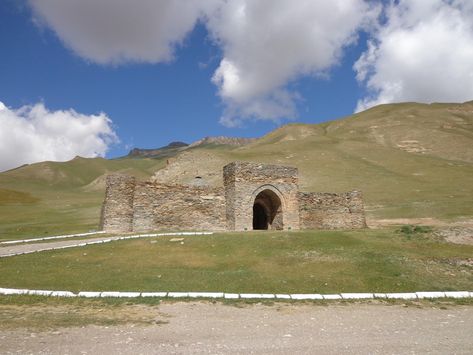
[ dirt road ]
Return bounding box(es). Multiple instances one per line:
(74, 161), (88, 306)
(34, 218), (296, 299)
(1, 302), (472, 354)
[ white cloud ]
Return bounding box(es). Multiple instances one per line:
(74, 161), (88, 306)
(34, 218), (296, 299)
(0, 101), (117, 172)
(28, 0), (378, 125)
(355, 0), (473, 111)
(207, 0), (379, 125)
(29, 0), (220, 64)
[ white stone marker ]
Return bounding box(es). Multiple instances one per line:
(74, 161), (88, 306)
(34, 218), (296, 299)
(51, 291), (76, 297)
(141, 292), (167, 297)
(385, 293), (418, 299)
(322, 294), (342, 300)
(100, 292), (121, 297)
(275, 294), (291, 299)
(167, 292), (189, 298)
(78, 291), (101, 298)
(416, 291), (446, 299)
(28, 290), (53, 296)
(0, 288), (29, 295)
(341, 293), (374, 299)
(239, 293), (275, 299)
(187, 292), (224, 298)
(117, 292), (141, 298)
(444, 291), (470, 298)
(290, 294), (323, 300)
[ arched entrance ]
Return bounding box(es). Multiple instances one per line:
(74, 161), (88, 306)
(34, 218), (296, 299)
(252, 189), (283, 230)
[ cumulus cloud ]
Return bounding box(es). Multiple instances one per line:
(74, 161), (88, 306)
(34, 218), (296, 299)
(29, 0), (220, 64)
(0, 101), (117, 172)
(355, 0), (473, 111)
(28, 0), (378, 125)
(207, 0), (379, 125)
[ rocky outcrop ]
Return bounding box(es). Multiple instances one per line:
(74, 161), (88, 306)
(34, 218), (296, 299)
(189, 136), (256, 148)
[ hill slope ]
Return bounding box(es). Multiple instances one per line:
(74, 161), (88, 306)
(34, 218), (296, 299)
(1, 101), (472, 239)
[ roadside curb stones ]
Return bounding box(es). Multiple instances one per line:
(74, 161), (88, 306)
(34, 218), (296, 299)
(0, 288), (472, 300)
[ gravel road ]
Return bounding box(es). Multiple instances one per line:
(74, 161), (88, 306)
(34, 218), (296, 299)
(1, 302), (472, 354)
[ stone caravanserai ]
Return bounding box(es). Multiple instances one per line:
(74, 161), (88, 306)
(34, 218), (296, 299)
(100, 161), (366, 232)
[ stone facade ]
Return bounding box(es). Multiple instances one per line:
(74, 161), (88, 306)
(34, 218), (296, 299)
(100, 161), (366, 233)
(223, 162), (300, 231)
(298, 191), (366, 230)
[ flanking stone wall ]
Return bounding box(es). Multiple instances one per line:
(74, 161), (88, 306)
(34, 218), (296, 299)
(100, 174), (136, 232)
(133, 182), (226, 231)
(100, 162), (367, 232)
(298, 191), (366, 229)
(224, 162), (300, 231)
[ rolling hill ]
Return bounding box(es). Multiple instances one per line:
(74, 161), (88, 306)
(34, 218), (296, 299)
(1, 101), (472, 239)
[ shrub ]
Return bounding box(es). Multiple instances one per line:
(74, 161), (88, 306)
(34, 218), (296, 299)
(399, 225), (432, 236)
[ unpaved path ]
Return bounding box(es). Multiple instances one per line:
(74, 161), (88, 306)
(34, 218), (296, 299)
(0, 235), (124, 257)
(1, 303), (472, 354)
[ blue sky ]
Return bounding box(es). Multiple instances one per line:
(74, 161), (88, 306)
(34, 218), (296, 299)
(0, 1), (472, 171)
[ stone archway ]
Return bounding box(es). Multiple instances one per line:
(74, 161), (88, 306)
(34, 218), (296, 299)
(252, 189), (283, 230)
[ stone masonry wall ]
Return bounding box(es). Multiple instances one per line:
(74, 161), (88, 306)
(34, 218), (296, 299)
(101, 162), (366, 233)
(298, 191), (366, 229)
(132, 182), (226, 232)
(224, 162), (300, 231)
(100, 174), (136, 232)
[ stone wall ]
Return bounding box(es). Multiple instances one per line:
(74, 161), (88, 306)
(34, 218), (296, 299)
(100, 162), (367, 233)
(132, 182), (226, 232)
(298, 191), (366, 229)
(100, 174), (136, 232)
(224, 162), (300, 231)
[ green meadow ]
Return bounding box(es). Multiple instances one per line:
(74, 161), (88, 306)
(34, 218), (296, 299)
(1, 229), (471, 294)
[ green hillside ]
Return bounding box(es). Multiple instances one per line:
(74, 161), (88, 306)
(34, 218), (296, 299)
(0, 157), (166, 239)
(1, 101), (472, 240)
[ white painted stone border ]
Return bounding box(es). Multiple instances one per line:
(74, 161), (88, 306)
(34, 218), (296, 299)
(0, 231), (215, 258)
(0, 231), (106, 245)
(1, 288), (471, 301)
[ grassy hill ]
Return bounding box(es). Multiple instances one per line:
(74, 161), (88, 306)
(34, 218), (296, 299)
(1, 101), (472, 240)
(0, 157), (166, 239)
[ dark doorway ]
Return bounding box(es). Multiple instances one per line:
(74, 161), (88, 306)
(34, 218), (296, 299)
(253, 203), (268, 230)
(252, 189), (283, 230)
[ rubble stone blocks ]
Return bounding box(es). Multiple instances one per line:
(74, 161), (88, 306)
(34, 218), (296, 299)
(101, 161), (366, 232)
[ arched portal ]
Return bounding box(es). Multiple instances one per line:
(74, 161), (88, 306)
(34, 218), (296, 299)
(252, 189), (283, 230)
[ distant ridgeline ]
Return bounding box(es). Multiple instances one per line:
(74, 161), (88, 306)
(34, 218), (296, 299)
(127, 141), (189, 158)
(100, 162), (366, 232)
(127, 136), (257, 159)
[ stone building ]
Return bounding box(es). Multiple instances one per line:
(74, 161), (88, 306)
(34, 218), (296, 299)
(100, 161), (366, 232)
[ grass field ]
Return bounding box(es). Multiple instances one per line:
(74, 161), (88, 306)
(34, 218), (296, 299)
(1, 229), (471, 294)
